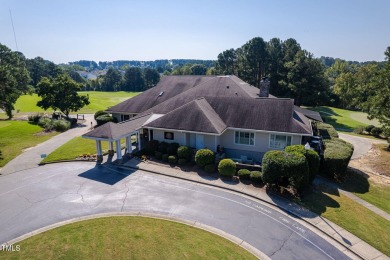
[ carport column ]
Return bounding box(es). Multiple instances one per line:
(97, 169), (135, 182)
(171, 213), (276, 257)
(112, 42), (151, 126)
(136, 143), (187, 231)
(96, 140), (103, 163)
(126, 136), (132, 154)
(115, 140), (122, 160)
(108, 141), (114, 156)
(137, 131), (141, 150)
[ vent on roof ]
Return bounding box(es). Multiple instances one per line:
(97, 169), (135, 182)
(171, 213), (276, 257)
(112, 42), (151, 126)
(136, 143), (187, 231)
(158, 91), (164, 97)
(226, 86), (229, 89)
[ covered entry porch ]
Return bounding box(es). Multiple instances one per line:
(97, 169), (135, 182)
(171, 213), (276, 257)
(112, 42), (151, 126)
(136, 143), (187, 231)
(82, 122), (142, 163)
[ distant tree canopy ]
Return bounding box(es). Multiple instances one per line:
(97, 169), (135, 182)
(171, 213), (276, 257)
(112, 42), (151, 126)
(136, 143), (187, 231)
(0, 43), (30, 118)
(216, 37), (329, 106)
(36, 74), (90, 117)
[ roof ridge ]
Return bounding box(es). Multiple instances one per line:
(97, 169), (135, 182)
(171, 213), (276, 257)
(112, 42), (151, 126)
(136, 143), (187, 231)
(228, 76), (257, 98)
(194, 98), (227, 133)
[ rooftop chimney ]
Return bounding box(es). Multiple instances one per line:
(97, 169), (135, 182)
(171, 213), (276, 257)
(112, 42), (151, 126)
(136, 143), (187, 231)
(259, 77), (270, 97)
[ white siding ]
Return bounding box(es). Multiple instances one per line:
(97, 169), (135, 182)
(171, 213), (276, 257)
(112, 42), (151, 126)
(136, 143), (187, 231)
(153, 130), (186, 145)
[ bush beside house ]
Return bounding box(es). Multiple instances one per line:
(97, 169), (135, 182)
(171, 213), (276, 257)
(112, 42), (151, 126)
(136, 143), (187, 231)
(177, 146), (193, 160)
(285, 145), (320, 183)
(316, 122), (339, 139)
(237, 169), (251, 180)
(218, 159), (236, 177)
(250, 171), (263, 183)
(195, 149), (215, 167)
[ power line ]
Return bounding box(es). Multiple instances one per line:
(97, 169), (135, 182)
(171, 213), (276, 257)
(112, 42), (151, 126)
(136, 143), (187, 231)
(9, 9), (19, 51)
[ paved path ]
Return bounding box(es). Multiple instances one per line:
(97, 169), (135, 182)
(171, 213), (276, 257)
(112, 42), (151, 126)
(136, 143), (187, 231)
(0, 114), (95, 175)
(338, 133), (387, 160)
(120, 158), (388, 260)
(0, 162), (354, 260)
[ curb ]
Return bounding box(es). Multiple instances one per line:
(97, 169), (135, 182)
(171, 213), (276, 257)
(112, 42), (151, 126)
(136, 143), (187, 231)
(114, 162), (365, 260)
(1, 212), (270, 260)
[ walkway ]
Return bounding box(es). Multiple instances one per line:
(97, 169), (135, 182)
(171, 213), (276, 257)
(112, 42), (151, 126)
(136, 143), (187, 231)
(338, 133), (387, 160)
(118, 158), (387, 260)
(0, 114), (95, 175)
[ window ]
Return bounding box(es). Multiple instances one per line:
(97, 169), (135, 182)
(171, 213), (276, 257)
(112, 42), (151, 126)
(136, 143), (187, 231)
(269, 134), (292, 149)
(234, 131), (255, 146)
(164, 132), (174, 140)
(121, 115), (130, 121)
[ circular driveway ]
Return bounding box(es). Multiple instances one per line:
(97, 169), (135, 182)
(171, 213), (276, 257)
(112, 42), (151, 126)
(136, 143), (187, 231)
(0, 162), (349, 260)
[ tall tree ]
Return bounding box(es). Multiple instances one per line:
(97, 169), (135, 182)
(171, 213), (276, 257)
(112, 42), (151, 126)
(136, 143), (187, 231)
(143, 68), (160, 89)
(123, 67), (145, 91)
(267, 38), (285, 96)
(216, 49), (237, 75)
(26, 57), (62, 87)
(0, 44), (30, 118)
(102, 68), (122, 91)
(36, 74), (90, 118)
(190, 64), (207, 75)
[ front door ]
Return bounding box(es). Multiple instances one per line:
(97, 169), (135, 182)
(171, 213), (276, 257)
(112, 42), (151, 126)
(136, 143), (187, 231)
(196, 134), (204, 150)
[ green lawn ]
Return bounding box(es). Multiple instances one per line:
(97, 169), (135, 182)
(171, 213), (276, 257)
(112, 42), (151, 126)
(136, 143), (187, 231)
(340, 170), (390, 214)
(309, 106), (380, 132)
(0, 217), (256, 259)
(13, 91), (140, 115)
(41, 136), (109, 163)
(0, 121), (58, 167)
(300, 185), (390, 256)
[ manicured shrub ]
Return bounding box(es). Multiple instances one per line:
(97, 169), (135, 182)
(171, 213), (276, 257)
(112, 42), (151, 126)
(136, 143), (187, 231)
(162, 154), (169, 162)
(28, 114), (42, 123)
(52, 119), (71, 132)
(66, 117), (77, 126)
(158, 142), (169, 154)
(250, 171), (263, 183)
(168, 155), (177, 164)
(370, 127), (383, 137)
(204, 164), (215, 173)
(365, 124), (375, 133)
(218, 159), (236, 178)
(38, 117), (53, 131)
(237, 169), (251, 180)
(94, 110), (108, 120)
(262, 150), (309, 191)
(321, 139), (354, 182)
(178, 158), (188, 165)
(177, 146), (193, 160)
(167, 142), (180, 155)
(145, 140), (160, 155)
(96, 114), (115, 126)
(154, 151), (162, 160)
(316, 122), (338, 139)
(195, 149), (215, 167)
(285, 145), (320, 184)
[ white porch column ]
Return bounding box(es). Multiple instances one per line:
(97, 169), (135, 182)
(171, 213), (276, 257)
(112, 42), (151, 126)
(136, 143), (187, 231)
(126, 136), (132, 154)
(148, 129), (151, 141)
(137, 132), (141, 150)
(109, 141), (113, 151)
(115, 140), (122, 160)
(96, 140), (102, 156)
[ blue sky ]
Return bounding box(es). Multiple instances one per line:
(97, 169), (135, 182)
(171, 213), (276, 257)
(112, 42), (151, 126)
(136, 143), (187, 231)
(1, 0), (389, 63)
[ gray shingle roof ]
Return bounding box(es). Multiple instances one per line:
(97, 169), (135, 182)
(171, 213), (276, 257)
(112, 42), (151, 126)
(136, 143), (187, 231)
(293, 106), (323, 122)
(146, 98), (227, 134)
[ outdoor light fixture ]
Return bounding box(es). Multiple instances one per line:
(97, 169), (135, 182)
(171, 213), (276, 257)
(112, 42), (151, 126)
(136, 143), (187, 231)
(305, 142), (311, 154)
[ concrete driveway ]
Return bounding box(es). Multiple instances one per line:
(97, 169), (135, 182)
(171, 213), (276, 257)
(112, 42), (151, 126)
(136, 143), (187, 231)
(0, 162), (349, 260)
(338, 133), (387, 159)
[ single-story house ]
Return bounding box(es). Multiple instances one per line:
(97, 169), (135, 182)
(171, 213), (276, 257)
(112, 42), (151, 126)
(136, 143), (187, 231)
(82, 75), (322, 163)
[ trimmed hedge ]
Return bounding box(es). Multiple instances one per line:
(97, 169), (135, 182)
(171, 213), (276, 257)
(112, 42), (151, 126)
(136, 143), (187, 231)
(177, 146), (193, 160)
(321, 139), (354, 181)
(204, 164), (215, 173)
(250, 171), (263, 183)
(167, 142), (180, 155)
(195, 149), (215, 167)
(162, 154), (169, 162)
(154, 151), (162, 160)
(178, 158), (188, 165)
(218, 159), (236, 177)
(168, 155), (177, 164)
(237, 169), (251, 180)
(145, 140), (160, 155)
(317, 122), (338, 139)
(94, 110), (108, 120)
(52, 119), (71, 132)
(371, 127), (383, 137)
(262, 150), (309, 191)
(96, 114), (115, 126)
(158, 142), (169, 154)
(285, 145), (320, 183)
(365, 125), (375, 133)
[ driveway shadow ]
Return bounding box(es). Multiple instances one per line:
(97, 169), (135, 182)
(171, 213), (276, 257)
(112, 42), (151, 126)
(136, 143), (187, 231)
(78, 164), (131, 185)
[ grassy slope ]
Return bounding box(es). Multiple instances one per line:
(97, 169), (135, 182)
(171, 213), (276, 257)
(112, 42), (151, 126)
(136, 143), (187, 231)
(13, 91), (139, 114)
(0, 217), (256, 260)
(0, 121), (58, 167)
(300, 186), (390, 256)
(41, 137), (109, 163)
(309, 106), (380, 132)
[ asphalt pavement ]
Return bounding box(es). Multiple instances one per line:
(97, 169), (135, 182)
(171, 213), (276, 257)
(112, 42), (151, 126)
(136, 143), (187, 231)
(0, 162), (350, 260)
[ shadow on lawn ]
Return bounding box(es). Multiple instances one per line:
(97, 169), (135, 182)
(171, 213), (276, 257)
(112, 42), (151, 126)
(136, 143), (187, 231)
(339, 168), (370, 194)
